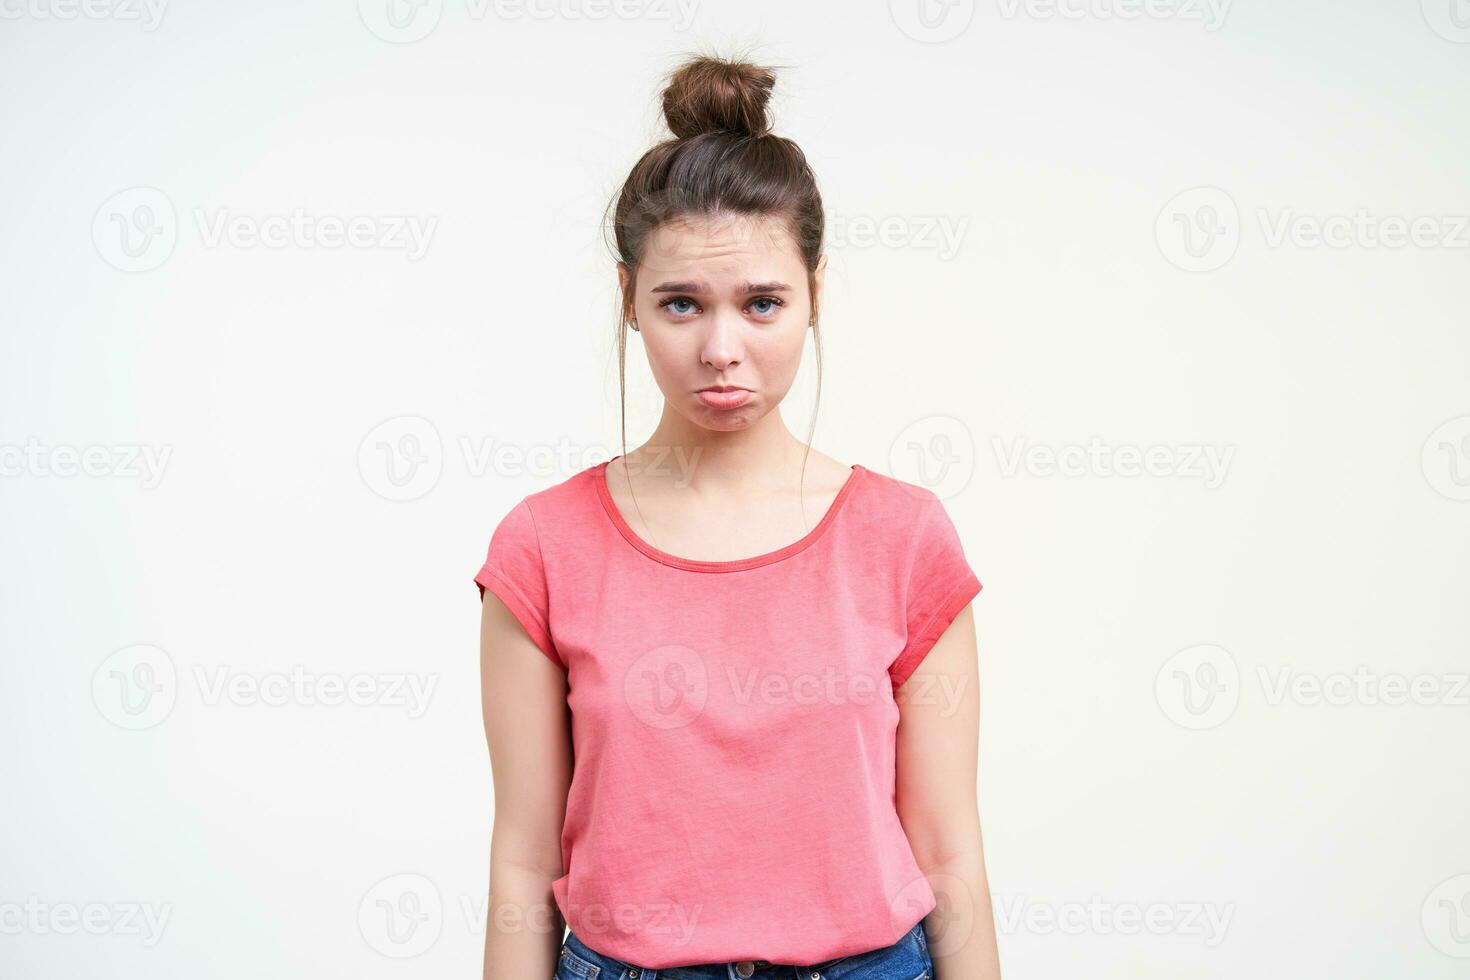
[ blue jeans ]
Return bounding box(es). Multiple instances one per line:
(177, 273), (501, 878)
(555, 919), (933, 980)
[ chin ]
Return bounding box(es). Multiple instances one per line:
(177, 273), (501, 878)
(702, 416), (755, 431)
(689, 402), (761, 431)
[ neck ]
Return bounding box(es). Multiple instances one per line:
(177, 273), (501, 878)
(627, 403), (810, 491)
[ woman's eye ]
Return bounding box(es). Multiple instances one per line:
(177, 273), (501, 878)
(749, 296), (784, 316)
(659, 296), (699, 316)
(656, 295), (785, 318)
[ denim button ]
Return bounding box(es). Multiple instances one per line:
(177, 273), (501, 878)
(735, 961), (755, 977)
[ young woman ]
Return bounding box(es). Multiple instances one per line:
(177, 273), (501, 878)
(477, 55), (1001, 980)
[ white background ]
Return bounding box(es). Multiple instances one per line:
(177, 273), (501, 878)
(2, 0), (1468, 977)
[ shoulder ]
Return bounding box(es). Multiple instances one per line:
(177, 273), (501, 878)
(850, 465), (944, 523)
(488, 461), (603, 543)
(830, 467), (951, 572)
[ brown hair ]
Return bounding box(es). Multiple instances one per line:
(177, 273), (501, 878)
(607, 51), (827, 500)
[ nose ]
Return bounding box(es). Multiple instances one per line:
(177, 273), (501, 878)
(699, 309), (743, 372)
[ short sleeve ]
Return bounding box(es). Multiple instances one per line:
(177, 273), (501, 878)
(474, 499), (565, 671)
(888, 493), (983, 689)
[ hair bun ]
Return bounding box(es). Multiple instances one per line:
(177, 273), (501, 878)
(661, 55), (776, 140)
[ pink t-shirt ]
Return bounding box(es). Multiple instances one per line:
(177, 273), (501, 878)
(473, 455), (982, 968)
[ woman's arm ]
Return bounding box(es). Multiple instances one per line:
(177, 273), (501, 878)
(895, 604), (1003, 980)
(479, 591), (573, 980)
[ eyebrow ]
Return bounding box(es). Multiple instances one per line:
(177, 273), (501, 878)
(649, 280), (793, 294)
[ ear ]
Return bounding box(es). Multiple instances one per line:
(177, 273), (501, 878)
(811, 253), (827, 321)
(617, 262), (633, 319)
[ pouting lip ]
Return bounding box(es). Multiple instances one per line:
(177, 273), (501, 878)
(697, 385), (750, 393)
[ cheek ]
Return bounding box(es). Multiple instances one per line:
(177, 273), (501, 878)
(747, 325), (808, 379)
(640, 332), (698, 386)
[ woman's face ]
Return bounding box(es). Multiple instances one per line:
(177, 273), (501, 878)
(620, 211), (825, 432)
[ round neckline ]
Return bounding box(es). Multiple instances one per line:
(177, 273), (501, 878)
(594, 455), (866, 573)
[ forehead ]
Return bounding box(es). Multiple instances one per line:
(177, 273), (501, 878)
(638, 211), (803, 284)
